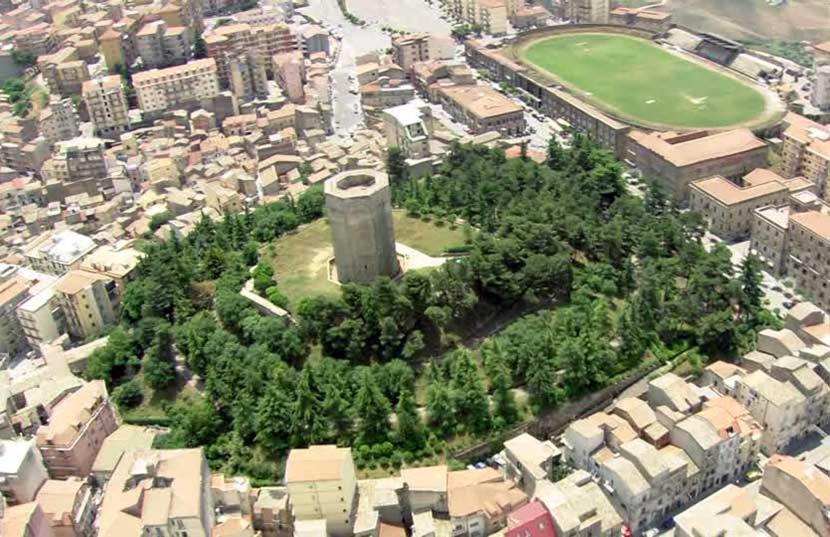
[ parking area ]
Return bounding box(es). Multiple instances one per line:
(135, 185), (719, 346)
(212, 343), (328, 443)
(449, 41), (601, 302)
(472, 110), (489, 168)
(347, 0), (453, 35)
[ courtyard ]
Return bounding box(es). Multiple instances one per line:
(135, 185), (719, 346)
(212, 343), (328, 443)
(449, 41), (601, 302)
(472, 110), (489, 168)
(262, 211), (468, 307)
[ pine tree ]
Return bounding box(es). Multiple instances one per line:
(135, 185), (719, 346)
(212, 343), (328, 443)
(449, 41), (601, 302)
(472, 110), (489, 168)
(354, 370), (392, 445)
(426, 382), (454, 433)
(291, 367), (326, 446)
(491, 364), (519, 427)
(395, 389), (423, 450)
(739, 253), (764, 322)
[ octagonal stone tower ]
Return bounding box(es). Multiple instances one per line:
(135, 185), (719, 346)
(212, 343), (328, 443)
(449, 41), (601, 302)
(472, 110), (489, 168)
(325, 169), (398, 284)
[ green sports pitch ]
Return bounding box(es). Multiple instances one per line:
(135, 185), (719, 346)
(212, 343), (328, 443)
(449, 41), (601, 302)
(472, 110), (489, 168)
(519, 33), (768, 129)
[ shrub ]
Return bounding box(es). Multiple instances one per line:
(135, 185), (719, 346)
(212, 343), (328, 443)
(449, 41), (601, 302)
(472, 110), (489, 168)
(112, 379), (144, 409)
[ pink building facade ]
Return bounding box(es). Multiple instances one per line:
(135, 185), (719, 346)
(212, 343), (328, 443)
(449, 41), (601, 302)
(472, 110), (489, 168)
(35, 381), (118, 479)
(505, 500), (557, 537)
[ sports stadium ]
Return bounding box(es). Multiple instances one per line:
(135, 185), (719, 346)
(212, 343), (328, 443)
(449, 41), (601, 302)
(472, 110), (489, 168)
(496, 25), (784, 132)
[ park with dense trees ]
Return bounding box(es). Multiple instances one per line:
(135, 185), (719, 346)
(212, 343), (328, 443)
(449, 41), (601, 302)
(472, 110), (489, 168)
(84, 135), (778, 482)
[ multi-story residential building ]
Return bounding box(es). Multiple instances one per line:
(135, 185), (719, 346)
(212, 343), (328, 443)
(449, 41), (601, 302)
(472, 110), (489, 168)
(383, 101), (432, 161)
(226, 53), (269, 101)
(690, 168), (815, 240)
(392, 34), (431, 73)
(0, 276), (34, 356)
(674, 482), (808, 536)
(447, 468), (528, 537)
(761, 455), (830, 536)
(0, 501), (54, 537)
(566, 0), (609, 23)
(432, 83), (524, 136)
(285, 445), (357, 537)
(504, 501), (555, 537)
(787, 208), (830, 311)
(253, 486), (293, 537)
(23, 230), (96, 277)
(599, 438), (694, 533)
(135, 21), (191, 69)
(461, 0), (508, 35)
(626, 129), (769, 202)
(401, 465), (448, 513)
(562, 411), (638, 474)
(34, 478), (95, 537)
(501, 433), (561, 496)
(97, 28), (124, 73)
(204, 22), (295, 90)
(132, 59), (220, 116)
(79, 244), (142, 298)
(778, 112), (830, 198)
(82, 76), (131, 138)
(731, 369), (807, 455)
(535, 470), (624, 537)
(34, 380), (118, 479)
(669, 398), (761, 495)
(16, 282), (65, 348)
(360, 79), (415, 109)
(0, 439), (48, 505)
(38, 47), (90, 96)
(96, 448), (214, 537)
(38, 97), (80, 147)
(40, 138), (107, 185)
(813, 64), (830, 112)
(273, 51), (305, 104)
(53, 270), (118, 340)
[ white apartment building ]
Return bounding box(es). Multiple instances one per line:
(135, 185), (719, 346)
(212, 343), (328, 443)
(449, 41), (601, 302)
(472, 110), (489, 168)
(383, 101), (432, 161)
(23, 230), (96, 276)
(0, 438), (48, 504)
(132, 59), (220, 115)
(285, 445), (357, 537)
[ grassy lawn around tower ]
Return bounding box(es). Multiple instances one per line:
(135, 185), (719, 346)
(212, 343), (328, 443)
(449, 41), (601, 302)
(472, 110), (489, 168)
(262, 211), (467, 308)
(519, 33), (768, 129)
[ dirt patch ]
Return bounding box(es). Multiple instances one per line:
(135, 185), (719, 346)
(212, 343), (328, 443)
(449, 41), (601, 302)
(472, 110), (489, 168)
(666, 0), (830, 42)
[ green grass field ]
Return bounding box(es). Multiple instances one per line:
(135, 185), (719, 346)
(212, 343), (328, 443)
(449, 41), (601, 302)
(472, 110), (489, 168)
(520, 33), (768, 129)
(262, 211), (466, 308)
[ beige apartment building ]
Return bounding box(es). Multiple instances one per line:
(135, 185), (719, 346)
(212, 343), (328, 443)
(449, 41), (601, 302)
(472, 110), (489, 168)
(761, 455), (830, 536)
(567, 0), (609, 23)
(82, 76), (131, 137)
(433, 83), (524, 136)
(787, 209), (830, 311)
(0, 277), (33, 356)
(626, 129), (769, 202)
(16, 282), (66, 348)
(35, 380), (118, 479)
(38, 97), (80, 146)
(535, 470), (624, 537)
(392, 34), (435, 72)
(689, 168), (815, 240)
(778, 112), (830, 199)
(273, 51), (305, 104)
(720, 366), (811, 455)
(135, 20), (191, 69)
(132, 58), (220, 115)
(97, 448), (214, 537)
(40, 138), (107, 185)
(53, 270), (118, 340)
(462, 0), (508, 35)
(285, 445), (357, 537)
(205, 22), (295, 89)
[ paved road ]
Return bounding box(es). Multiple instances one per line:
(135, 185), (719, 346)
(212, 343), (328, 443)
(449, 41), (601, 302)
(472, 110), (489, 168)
(348, 0), (452, 35)
(702, 233), (802, 316)
(302, 0), (389, 137)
